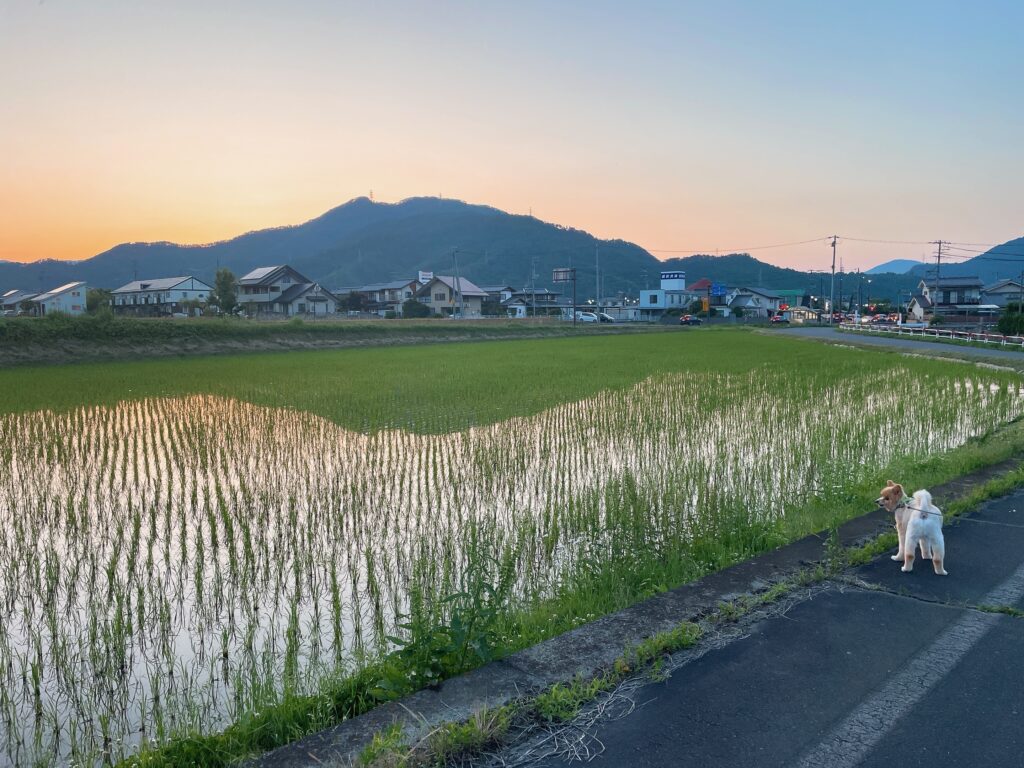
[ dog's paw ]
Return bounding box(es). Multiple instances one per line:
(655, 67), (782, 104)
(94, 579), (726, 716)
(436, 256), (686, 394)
(937, 570), (948, 576)
(891, 554), (902, 561)
(901, 565), (913, 573)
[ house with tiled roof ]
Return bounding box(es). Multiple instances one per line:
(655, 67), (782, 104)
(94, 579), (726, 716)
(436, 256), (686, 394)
(235, 265), (339, 316)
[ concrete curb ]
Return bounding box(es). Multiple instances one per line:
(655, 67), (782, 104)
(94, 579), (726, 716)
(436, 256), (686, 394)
(249, 459), (1021, 767)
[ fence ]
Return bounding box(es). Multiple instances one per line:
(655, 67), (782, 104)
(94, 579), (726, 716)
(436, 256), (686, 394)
(839, 322), (1024, 349)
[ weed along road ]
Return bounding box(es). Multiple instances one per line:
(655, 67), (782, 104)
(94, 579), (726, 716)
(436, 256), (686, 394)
(499, 489), (1024, 768)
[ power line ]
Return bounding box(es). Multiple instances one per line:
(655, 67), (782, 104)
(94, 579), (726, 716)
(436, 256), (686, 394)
(647, 237), (831, 254)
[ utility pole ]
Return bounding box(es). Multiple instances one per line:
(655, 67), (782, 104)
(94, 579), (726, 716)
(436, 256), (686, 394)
(930, 240), (946, 308)
(829, 236), (837, 324)
(1018, 269), (1023, 314)
(595, 245), (600, 316)
(451, 247), (466, 318)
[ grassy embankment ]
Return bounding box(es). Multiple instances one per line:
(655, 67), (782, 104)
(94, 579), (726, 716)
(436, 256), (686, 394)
(2, 329), (1024, 767)
(0, 313), (654, 366)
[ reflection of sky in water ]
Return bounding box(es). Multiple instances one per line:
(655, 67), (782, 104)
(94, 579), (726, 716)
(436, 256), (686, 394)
(0, 369), (1020, 766)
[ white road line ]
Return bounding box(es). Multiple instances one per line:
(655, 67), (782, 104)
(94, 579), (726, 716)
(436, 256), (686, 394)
(792, 561), (1024, 768)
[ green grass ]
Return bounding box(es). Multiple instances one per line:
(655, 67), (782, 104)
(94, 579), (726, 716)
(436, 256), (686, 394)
(6, 328), (1024, 767)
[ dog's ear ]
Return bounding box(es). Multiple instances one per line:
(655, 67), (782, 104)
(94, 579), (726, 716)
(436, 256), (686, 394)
(886, 480), (895, 487)
(892, 483), (903, 496)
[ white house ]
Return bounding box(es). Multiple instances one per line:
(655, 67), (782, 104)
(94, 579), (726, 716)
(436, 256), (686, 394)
(236, 265), (339, 316)
(726, 287), (783, 318)
(639, 271), (696, 320)
(1, 289), (38, 315)
(111, 276), (213, 316)
(32, 282), (87, 316)
(415, 275), (488, 317)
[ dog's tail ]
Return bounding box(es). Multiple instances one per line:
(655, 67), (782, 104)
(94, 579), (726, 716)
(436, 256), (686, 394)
(913, 489), (933, 519)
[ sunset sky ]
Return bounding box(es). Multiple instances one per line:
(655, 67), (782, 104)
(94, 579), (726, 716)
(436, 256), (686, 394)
(1, 0), (1022, 271)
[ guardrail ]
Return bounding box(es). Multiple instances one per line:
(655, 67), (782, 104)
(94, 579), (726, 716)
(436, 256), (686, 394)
(839, 322), (1024, 349)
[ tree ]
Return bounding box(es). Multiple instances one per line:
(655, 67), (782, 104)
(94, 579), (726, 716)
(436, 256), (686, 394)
(87, 288), (113, 314)
(209, 268), (237, 313)
(339, 291), (366, 313)
(401, 299), (431, 318)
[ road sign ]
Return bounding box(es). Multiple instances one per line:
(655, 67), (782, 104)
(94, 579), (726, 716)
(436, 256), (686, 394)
(552, 268), (575, 283)
(711, 283), (728, 297)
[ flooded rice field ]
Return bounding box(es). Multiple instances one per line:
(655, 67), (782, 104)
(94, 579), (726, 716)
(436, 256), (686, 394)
(0, 365), (1021, 765)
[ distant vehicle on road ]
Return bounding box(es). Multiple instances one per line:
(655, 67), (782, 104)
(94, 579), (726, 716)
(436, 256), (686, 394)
(598, 312), (616, 323)
(576, 311), (599, 323)
(770, 314), (790, 324)
(679, 314), (703, 326)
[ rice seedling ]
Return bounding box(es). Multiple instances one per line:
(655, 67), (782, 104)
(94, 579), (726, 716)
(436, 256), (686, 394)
(0, 331), (1022, 766)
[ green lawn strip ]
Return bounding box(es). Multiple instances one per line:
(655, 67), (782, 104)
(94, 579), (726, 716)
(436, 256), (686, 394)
(0, 328), (849, 432)
(116, 421), (1024, 768)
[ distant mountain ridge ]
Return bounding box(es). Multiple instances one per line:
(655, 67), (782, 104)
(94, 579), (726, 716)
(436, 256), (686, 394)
(865, 259), (922, 275)
(2, 196), (1013, 301)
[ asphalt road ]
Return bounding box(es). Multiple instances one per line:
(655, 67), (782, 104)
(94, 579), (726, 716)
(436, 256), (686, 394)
(780, 326), (1024, 362)
(509, 491), (1024, 768)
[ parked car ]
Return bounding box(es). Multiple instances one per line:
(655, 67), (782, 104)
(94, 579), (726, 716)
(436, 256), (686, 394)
(576, 311), (599, 323)
(679, 314), (703, 326)
(770, 314), (790, 324)
(598, 312), (616, 323)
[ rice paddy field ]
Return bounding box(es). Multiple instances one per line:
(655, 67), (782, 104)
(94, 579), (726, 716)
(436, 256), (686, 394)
(1, 329), (1023, 766)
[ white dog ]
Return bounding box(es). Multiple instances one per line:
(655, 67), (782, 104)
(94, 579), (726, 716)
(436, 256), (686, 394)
(876, 481), (948, 575)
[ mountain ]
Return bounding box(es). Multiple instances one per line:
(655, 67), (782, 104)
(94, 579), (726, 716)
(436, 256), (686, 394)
(0, 196), (925, 300)
(865, 259), (922, 275)
(907, 237), (1024, 284)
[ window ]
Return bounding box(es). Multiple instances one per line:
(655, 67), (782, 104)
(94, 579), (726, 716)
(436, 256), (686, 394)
(297, 303), (306, 313)
(648, 295), (657, 305)
(435, 292), (446, 302)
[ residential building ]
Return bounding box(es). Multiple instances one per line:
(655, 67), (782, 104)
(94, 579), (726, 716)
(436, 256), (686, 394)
(235, 265), (339, 316)
(982, 279), (1024, 308)
(32, 282), (87, 316)
(726, 287), (783, 318)
(918, 277), (982, 310)
(1, 289), (38, 315)
(907, 294), (932, 322)
(354, 279), (421, 315)
(416, 275), (488, 317)
(639, 271), (696, 320)
(503, 288), (564, 317)
(111, 276), (213, 316)
(481, 285), (516, 303)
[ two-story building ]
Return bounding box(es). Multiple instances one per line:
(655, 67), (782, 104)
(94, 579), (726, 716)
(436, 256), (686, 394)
(639, 271), (696, 320)
(236, 265), (339, 316)
(726, 287), (783, 318)
(111, 276), (213, 316)
(32, 282), (88, 316)
(918, 277), (983, 311)
(415, 275), (488, 317)
(356, 279), (421, 316)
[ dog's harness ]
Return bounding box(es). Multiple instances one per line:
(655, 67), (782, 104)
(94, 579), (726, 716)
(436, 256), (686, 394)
(896, 495), (943, 518)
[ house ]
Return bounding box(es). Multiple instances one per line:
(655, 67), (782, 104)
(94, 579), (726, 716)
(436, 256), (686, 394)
(416, 275), (488, 317)
(351, 279), (421, 315)
(1, 289), (38, 315)
(503, 288), (564, 317)
(982, 279), (1024, 309)
(111, 276), (213, 316)
(31, 282), (88, 316)
(918, 277), (982, 311)
(639, 271), (697, 320)
(235, 265), (339, 316)
(907, 293), (932, 322)
(481, 285), (516, 303)
(726, 287), (783, 318)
